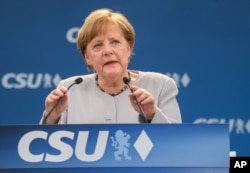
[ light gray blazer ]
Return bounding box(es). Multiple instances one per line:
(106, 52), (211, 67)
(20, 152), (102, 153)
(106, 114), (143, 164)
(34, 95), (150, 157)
(40, 71), (182, 124)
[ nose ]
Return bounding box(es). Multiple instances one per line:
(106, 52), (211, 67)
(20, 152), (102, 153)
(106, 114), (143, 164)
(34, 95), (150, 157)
(102, 44), (113, 56)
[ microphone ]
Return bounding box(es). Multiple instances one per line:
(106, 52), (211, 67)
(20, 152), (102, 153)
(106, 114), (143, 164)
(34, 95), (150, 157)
(123, 77), (149, 123)
(42, 77), (83, 124)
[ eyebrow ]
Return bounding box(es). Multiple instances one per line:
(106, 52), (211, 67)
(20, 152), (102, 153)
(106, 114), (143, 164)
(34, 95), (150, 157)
(92, 37), (120, 43)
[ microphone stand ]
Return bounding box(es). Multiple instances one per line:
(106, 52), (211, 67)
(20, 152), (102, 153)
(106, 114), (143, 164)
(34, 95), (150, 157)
(42, 77), (83, 124)
(123, 77), (149, 123)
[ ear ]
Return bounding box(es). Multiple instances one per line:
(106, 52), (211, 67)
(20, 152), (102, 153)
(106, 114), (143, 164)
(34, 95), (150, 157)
(127, 46), (132, 61)
(127, 45), (131, 54)
(84, 53), (92, 66)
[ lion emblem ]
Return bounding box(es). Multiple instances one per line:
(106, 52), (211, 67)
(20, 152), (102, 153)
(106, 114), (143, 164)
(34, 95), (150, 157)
(110, 130), (132, 160)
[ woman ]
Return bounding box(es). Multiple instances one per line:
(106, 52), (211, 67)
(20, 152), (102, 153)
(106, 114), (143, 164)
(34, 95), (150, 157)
(40, 8), (182, 124)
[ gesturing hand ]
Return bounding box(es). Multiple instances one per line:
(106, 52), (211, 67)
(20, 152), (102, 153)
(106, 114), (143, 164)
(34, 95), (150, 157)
(128, 85), (156, 120)
(44, 86), (68, 124)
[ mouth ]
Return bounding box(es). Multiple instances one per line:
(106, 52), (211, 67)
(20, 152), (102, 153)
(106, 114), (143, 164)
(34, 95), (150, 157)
(104, 61), (117, 66)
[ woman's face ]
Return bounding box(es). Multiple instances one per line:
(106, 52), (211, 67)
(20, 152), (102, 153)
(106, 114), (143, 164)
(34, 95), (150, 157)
(84, 24), (131, 80)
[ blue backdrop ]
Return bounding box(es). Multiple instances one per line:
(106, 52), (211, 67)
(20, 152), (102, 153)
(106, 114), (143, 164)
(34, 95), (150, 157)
(0, 0), (249, 156)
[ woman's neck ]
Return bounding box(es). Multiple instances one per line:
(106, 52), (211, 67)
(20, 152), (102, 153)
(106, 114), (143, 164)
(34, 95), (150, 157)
(95, 71), (131, 96)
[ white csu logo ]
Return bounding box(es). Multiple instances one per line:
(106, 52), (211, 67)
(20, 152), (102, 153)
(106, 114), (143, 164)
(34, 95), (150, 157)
(18, 129), (153, 163)
(18, 130), (109, 162)
(66, 27), (79, 43)
(1, 73), (61, 89)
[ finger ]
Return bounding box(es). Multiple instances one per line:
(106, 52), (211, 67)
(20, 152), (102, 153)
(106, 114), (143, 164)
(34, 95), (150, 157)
(132, 89), (148, 102)
(128, 94), (139, 110)
(140, 96), (153, 105)
(45, 87), (67, 105)
(133, 89), (154, 106)
(54, 87), (67, 97)
(59, 86), (68, 93)
(129, 85), (139, 92)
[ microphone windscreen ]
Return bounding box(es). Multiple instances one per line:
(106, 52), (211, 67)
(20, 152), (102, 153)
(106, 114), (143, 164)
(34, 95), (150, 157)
(123, 77), (130, 84)
(75, 77), (83, 84)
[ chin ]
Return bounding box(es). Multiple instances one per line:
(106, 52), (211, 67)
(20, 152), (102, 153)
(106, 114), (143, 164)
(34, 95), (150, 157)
(104, 69), (123, 77)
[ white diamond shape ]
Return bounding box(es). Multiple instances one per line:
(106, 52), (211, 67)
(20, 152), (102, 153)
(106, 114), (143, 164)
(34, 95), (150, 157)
(134, 130), (153, 161)
(53, 73), (62, 87)
(245, 119), (250, 133)
(181, 73), (190, 87)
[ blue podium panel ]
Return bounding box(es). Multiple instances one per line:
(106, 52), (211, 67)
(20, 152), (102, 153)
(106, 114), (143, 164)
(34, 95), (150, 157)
(0, 124), (229, 172)
(0, 168), (228, 173)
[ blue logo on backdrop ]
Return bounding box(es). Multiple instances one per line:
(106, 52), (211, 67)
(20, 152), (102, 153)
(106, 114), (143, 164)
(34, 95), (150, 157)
(66, 27), (79, 43)
(1, 73), (62, 89)
(195, 118), (250, 134)
(166, 72), (191, 88)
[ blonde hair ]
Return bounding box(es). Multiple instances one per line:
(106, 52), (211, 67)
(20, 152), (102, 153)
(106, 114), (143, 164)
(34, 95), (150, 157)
(77, 8), (135, 70)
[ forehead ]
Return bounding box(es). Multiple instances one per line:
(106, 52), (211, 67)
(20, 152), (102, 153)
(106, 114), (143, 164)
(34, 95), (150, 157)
(92, 22), (123, 38)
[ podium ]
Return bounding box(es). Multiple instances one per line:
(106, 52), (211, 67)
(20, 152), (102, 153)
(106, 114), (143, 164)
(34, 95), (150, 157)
(0, 124), (229, 173)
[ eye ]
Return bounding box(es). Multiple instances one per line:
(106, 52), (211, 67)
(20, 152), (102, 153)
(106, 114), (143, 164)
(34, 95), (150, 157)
(111, 39), (120, 45)
(92, 43), (103, 51)
(93, 43), (102, 48)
